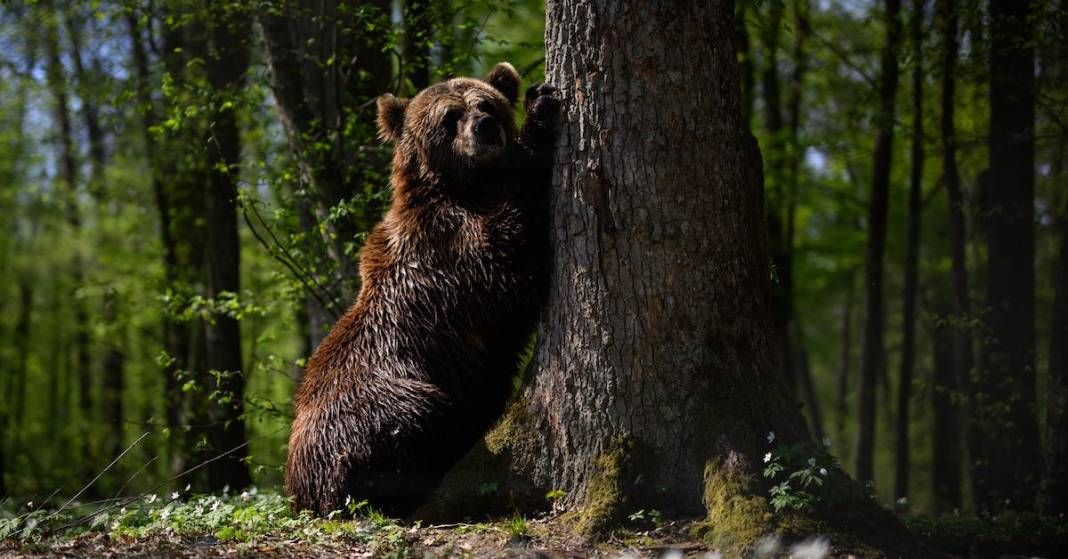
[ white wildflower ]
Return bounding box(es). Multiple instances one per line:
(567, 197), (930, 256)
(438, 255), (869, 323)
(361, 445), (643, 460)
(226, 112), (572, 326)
(822, 436), (832, 448)
(789, 536), (831, 559)
(171, 491), (180, 501)
(144, 493), (158, 504)
(159, 506), (172, 521)
(819, 468), (828, 476)
(211, 499), (222, 513)
(222, 484), (230, 495)
(240, 490), (253, 502)
(184, 484), (191, 492)
(764, 452), (773, 463)
(896, 497), (908, 506)
(808, 457), (816, 468)
(753, 534), (782, 558)
(193, 505), (205, 516)
(766, 431), (776, 444)
(26, 501), (32, 508)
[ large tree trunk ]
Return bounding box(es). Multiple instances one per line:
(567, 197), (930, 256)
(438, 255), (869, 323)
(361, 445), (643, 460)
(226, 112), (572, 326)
(896, 0), (925, 502)
(856, 0), (902, 485)
(973, 0), (1040, 512)
(201, 4), (253, 490)
(454, 1), (915, 554)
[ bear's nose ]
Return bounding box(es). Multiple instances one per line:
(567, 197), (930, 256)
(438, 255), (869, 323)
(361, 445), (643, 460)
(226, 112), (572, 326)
(473, 115), (501, 144)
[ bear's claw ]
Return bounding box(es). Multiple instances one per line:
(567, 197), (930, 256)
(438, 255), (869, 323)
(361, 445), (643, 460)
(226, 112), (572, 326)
(526, 83), (560, 121)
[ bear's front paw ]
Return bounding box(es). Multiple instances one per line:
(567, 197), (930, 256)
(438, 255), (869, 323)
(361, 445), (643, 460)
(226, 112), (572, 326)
(525, 83), (560, 122)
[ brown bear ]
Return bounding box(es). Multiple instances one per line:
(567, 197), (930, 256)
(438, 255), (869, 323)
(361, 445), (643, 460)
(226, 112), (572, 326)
(284, 62), (559, 517)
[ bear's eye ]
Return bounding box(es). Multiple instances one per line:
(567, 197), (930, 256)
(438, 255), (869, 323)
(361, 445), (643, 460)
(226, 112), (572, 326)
(442, 109), (463, 131)
(475, 100), (495, 114)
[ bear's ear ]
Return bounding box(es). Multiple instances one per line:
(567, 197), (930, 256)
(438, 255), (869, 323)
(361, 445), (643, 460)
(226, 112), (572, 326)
(376, 94), (410, 142)
(484, 62), (521, 105)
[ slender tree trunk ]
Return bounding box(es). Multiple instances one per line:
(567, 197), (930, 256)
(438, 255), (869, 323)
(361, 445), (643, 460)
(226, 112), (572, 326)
(837, 272), (856, 444)
(785, 0), (823, 438)
(760, 0), (796, 397)
(973, 0), (1040, 512)
(403, 0), (433, 91)
(856, 0), (902, 484)
(256, 0), (392, 300)
(936, 0), (968, 510)
(100, 294), (125, 462)
(64, 9), (106, 194)
(201, 4), (253, 490)
(126, 10), (193, 478)
(931, 308), (962, 511)
(10, 279), (33, 464)
(896, 0), (925, 502)
(45, 1), (96, 480)
(1039, 216), (1068, 515)
(1039, 1), (1068, 513)
(69, 9), (125, 467)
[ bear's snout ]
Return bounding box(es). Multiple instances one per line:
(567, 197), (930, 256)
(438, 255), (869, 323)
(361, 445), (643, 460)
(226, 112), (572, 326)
(473, 115), (503, 146)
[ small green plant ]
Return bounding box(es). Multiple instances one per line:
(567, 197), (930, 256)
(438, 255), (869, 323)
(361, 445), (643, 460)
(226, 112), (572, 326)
(506, 513), (529, 539)
(762, 432), (848, 512)
(627, 509), (665, 526)
(545, 489), (566, 502)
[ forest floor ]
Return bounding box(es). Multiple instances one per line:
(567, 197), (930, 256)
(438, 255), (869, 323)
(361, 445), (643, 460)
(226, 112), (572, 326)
(1, 492), (1066, 558)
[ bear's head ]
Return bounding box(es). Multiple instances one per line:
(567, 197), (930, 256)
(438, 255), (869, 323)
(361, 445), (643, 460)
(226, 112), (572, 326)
(377, 62), (521, 183)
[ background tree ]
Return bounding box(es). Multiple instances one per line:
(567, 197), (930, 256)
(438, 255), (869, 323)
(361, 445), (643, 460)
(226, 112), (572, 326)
(895, 0), (925, 502)
(856, 0), (902, 485)
(972, 0), (1041, 512)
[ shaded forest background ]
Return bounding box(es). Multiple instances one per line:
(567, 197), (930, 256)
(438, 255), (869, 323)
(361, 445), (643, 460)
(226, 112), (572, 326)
(0, 0), (1065, 519)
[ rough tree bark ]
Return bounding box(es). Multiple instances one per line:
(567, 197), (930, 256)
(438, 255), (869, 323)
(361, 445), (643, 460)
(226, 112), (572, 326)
(432, 1), (916, 555)
(934, 0), (965, 512)
(856, 0), (902, 485)
(895, 0), (925, 502)
(201, 5), (253, 490)
(973, 0), (1040, 512)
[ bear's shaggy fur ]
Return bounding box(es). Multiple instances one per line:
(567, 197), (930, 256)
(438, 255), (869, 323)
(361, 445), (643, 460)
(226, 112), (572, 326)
(284, 63), (559, 517)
